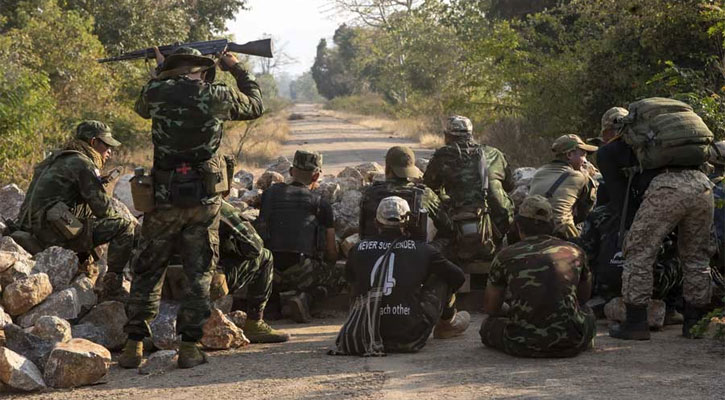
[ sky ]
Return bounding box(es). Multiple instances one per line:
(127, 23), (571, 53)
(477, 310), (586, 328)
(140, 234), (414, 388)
(228, 0), (348, 77)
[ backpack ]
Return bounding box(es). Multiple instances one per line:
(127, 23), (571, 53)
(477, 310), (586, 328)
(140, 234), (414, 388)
(620, 97), (713, 170)
(359, 183), (429, 241)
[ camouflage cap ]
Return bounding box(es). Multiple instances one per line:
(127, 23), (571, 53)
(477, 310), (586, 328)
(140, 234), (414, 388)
(709, 141), (725, 165)
(293, 150), (323, 172)
(601, 107), (629, 134)
(518, 195), (553, 223)
(445, 115), (473, 136)
(376, 196), (411, 226)
(385, 146), (422, 179)
(75, 120), (121, 147)
(551, 134), (597, 154)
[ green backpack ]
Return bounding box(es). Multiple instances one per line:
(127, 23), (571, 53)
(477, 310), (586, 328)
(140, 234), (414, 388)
(620, 97), (713, 170)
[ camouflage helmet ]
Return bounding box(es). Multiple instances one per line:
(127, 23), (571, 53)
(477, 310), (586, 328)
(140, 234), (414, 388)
(376, 196), (411, 227)
(601, 107), (629, 134)
(293, 150), (323, 172)
(75, 120), (121, 147)
(709, 141), (725, 166)
(445, 115), (473, 136)
(518, 195), (553, 223)
(158, 46), (216, 80)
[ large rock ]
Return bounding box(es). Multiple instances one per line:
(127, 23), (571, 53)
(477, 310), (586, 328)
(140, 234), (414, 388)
(150, 301), (180, 350)
(314, 180), (342, 204)
(43, 338), (111, 389)
(32, 246), (78, 290)
(0, 237), (31, 258)
(256, 171), (285, 190)
(228, 310), (247, 329)
(31, 316), (71, 344)
(2, 273), (52, 316)
(138, 350), (177, 375)
(512, 167), (537, 188)
(112, 174), (143, 218)
(0, 347), (45, 392)
(76, 301), (127, 351)
(0, 184), (25, 222)
(18, 288), (81, 328)
(266, 156), (292, 176)
(354, 162), (384, 183)
(337, 167), (365, 188)
(201, 308), (249, 350)
(233, 169), (255, 191)
(604, 297), (667, 330)
(3, 324), (55, 370)
(71, 275), (97, 313)
(332, 190), (362, 237)
(240, 188), (263, 208)
(0, 239), (34, 288)
(0, 307), (12, 329)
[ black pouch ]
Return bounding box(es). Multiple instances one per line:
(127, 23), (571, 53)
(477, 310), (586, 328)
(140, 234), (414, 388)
(170, 170), (205, 208)
(224, 155), (236, 196)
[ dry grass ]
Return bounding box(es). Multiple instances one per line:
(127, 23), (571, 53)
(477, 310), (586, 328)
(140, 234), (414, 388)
(319, 109), (442, 148)
(479, 118), (551, 168)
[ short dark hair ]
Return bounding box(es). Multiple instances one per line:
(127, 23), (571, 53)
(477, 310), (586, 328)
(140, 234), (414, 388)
(515, 215), (554, 236)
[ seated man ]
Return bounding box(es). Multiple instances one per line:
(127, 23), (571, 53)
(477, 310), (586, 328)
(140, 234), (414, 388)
(345, 196), (469, 353)
(211, 200), (289, 343)
(14, 121), (136, 297)
(480, 195), (595, 358)
(256, 150), (340, 323)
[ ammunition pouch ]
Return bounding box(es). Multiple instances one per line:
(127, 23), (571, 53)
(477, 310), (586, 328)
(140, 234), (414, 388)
(200, 154), (229, 196)
(223, 155), (236, 196)
(451, 207), (495, 260)
(45, 202), (84, 241)
(130, 173), (156, 213)
(153, 155), (230, 208)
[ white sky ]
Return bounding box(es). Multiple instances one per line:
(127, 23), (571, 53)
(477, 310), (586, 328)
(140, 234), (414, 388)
(228, 0), (348, 77)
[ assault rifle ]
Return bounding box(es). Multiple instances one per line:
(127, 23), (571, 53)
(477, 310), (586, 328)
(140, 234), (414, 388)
(97, 38), (273, 63)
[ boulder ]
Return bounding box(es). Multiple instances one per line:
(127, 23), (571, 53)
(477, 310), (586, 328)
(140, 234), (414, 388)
(228, 310), (247, 329)
(266, 156), (292, 176)
(0, 184), (25, 222)
(32, 246), (78, 290)
(604, 297), (666, 330)
(71, 275), (97, 313)
(112, 174), (143, 218)
(415, 158), (430, 173)
(18, 288), (82, 328)
(2, 273), (52, 316)
(43, 338), (111, 389)
(3, 324), (55, 370)
(0, 347), (45, 392)
(213, 295), (233, 315)
(354, 162), (384, 183)
(76, 301), (127, 351)
(0, 239), (34, 288)
(138, 350), (177, 375)
(233, 169), (255, 191)
(0, 237), (31, 258)
(69, 324), (104, 350)
(256, 171), (285, 190)
(240, 189), (263, 208)
(337, 167), (365, 188)
(314, 180), (341, 204)
(512, 167), (537, 188)
(341, 234), (360, 258)
(31, 316), (71, 343)
(201, 308), (249, 350)
(0, 307), (12, 329)
(150, 301), (180, 350)
(332, 190), (362, 237)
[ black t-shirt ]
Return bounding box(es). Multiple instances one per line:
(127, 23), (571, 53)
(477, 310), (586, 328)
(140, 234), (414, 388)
(345, 234), (465, 344)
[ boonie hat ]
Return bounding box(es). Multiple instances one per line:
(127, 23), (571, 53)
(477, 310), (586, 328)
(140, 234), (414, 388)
(601, 107), (629, 134)
(293, 150), (323, 172)
(385, 146), (422, 179)
(75, 120), (121, 147)
(445, 115), (473, 136)
(158, 47), (216, 79)
(376, 196), (411, 226)
(551, 134), (597, 154)
(518, 195), (553, 223)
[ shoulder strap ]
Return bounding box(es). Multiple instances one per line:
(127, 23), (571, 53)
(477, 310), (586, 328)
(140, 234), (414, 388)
(545, 172), (571, 198)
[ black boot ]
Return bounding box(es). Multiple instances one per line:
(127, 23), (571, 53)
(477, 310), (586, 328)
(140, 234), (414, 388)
(609, 303), (650, 340)
(682, 303), (709, 339)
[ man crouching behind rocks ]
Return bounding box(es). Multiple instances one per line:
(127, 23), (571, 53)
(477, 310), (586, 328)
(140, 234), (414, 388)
(14, 121), (136, 297)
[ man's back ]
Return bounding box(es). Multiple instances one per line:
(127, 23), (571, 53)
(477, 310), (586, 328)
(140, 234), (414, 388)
(529, 161), (592, 237)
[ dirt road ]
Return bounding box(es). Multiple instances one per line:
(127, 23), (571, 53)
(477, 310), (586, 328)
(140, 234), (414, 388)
(13, 104), (724, 399)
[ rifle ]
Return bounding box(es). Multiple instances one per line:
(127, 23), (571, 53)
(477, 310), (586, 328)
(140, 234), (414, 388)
(98, 38), (273, 63)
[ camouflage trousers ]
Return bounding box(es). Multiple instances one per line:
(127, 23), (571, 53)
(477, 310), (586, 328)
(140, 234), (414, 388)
(275, 256), (345, 299)
(623, 170), (714, 307)
(480, 311), (596, 358)
(124, 202), (220, 342)
(220, 248), (274, 320)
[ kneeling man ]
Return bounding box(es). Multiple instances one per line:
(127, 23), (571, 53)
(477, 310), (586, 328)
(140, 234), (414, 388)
(345, 196), (469, 353)
(480, 195), (595, 358)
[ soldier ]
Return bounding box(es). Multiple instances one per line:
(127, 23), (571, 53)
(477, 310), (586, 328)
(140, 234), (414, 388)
(344, 196), (469, 353)
(423, 115), (515, 260)
(359, 146), (454, 248)
(211, 201), (289, 343)
(709, 141), (725, 272)
(529, 134), (598, 240)
(256, 150), (339, 323)
(120, 46), (264, 369)
(14, 120), (136, 297)
(480, 195), (595, 358)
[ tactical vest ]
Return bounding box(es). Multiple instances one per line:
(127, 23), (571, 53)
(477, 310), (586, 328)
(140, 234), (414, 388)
(259, 183), (323, 258)
(359, 182), (428, 241)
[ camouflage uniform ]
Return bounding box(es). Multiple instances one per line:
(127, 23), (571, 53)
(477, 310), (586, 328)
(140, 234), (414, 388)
(16, 121), (135, 274)
(480, 235), (596, 358)
(218, 201), (273, 320)
(124, 50), (263, 342)
(622, 170), (714, 307)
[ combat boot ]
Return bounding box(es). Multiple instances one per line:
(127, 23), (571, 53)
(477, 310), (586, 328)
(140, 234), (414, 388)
(243, 319), (290, 343)
(118, 339), (143, 369)
(433, 311), (471, 339)
(682, 303), (709, 339)
(282, 292), (312, 323)
(609, 303), (650, 340)
(178, 341), (207, 369)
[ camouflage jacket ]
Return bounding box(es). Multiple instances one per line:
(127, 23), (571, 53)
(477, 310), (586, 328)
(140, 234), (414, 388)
(488, 235), (592, 352)
(17, 147), (117, 236)
(135, 63), (264, 170)
(423, 139), (515, 234)
(219, 200), (264, 263)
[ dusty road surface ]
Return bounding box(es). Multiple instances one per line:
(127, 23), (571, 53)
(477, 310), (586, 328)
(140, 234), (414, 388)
(281, 103), (432, 175)
(12, 104), (724, 399)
